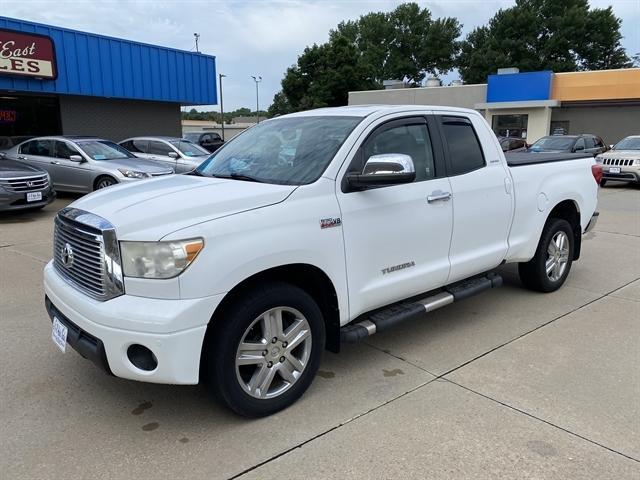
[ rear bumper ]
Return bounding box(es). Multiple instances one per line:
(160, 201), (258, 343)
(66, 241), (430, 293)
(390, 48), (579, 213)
(0, 188), (56, 211)
(584, 211), (599, 234)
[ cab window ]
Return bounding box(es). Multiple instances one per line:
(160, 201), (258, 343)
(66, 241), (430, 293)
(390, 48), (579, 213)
(439, 116), (485, 175)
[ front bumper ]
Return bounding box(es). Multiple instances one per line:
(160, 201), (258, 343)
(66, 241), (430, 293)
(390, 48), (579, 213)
(0, 187), (56, 211)
(43, 261), (224, 384)
(602, 167), (639, 183)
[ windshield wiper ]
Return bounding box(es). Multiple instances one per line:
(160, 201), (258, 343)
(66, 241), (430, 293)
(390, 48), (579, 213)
(212, 173), (264, 183)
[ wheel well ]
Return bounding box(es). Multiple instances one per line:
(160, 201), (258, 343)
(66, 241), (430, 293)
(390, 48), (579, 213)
(548, 200), (581, 260)
(93, 175), (116, 190)
(209, 264), (341, 353)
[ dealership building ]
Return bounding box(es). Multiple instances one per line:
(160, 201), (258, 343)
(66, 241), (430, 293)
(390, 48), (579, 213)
(349, 68), (640, 145)
(0, 17), (216, 142)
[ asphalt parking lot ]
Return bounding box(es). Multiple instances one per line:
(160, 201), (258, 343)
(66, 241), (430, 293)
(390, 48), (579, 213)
(1, 185), (638, 479)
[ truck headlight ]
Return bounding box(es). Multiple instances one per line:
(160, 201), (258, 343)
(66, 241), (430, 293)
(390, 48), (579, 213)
(120, 239), (204, 278)
(118, 168), (150, 179)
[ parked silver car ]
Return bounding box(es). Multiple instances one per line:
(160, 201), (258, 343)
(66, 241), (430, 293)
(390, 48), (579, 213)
(119, 136), (210, 174)
(1, 136), (174, 192)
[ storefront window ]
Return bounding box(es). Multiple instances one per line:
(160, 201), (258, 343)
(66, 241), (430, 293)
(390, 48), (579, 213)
(0, 95), (61, 138)
(492, 114), (528, 139)
(550, 121), (570, 136)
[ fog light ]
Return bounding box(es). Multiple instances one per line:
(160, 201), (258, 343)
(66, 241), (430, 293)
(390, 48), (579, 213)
(127, 344), (158, 371)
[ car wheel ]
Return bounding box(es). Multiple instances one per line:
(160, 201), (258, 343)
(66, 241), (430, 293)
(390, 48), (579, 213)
(600, 179), (607, 187)
(94, 176), (117, 190)
(518, 218), (574, 293)
(204, 282), (325, 417)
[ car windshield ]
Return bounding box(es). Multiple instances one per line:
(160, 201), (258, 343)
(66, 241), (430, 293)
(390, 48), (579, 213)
(530, 136), (575, 151)
(613, 137), (640, 150)
(169, 140), (209, 156)
(76, 140), (135, 160)
(196, 116), (361, 185)
(183, 133), (201, 142)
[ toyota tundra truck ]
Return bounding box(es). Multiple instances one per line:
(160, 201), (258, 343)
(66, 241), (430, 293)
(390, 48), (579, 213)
(44, 105), (601, 417)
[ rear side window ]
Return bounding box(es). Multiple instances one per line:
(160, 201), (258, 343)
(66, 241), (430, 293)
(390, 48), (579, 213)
(440, 116), (485, 175)
(20, 139), (53, 157)
(148, 141), (173, 156)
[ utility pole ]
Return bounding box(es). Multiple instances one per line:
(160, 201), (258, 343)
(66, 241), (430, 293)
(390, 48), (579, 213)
(193, 33), (200, 53)
(218, 73), (226, 141)
(251, 75), (262, 123)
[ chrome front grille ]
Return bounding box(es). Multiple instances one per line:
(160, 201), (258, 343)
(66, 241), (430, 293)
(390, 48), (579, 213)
(602, 158), (635, 166)
(53, 208), (124, 301)
(0, 174), (49, 192)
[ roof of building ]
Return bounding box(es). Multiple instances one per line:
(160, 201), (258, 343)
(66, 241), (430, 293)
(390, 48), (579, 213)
(0, 16), (217, 105)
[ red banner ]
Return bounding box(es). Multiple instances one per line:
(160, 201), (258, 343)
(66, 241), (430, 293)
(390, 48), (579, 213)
(0, 28), (57, 79)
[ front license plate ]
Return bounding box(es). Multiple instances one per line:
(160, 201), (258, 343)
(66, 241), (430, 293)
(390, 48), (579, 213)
(609, 167), (621, 174)
(26, 191), (42, 202)
(52, 317), (68, 353)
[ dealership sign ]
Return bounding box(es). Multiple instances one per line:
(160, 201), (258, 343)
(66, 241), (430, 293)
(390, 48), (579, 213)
(0, 29), (57, 79)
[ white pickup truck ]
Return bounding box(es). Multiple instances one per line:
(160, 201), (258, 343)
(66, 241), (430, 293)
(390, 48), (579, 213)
(44, 105), (601, 417)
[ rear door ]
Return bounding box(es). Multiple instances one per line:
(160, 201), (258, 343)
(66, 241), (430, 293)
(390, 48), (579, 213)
(337, 115), (454, 318)
(17, 139), (55, 177)
(437, 114), (514, 282)
(52, 140), (94, 192)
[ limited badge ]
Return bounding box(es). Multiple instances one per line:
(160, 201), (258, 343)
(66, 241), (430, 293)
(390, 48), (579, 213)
(320, 217), (342, 229)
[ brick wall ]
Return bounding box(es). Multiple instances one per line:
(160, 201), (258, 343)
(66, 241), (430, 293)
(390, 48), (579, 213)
(59, 96), (181, 141)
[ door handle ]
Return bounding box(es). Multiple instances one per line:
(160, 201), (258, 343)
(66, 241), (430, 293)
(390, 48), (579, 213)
(50, 161), (60, 165)
(427, 191), (452, 203)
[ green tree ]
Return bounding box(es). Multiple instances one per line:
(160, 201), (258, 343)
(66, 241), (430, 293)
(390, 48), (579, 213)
(270, 2), (461, 115)
(458, 0), (630, 84)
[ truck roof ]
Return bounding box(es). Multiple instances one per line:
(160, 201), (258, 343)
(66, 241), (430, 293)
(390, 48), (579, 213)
(282, 104), (480, 118)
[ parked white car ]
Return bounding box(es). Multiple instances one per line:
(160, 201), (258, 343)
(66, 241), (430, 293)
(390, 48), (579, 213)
(44, 105), (600, 417)
(596, 135), (640, 186)
(119, 136), (211, 174)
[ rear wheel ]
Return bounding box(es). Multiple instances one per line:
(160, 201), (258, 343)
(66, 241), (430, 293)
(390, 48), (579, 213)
(519, 218), (574, 293)
(94, 176), (117, 190)
(204, 282), (325, 417)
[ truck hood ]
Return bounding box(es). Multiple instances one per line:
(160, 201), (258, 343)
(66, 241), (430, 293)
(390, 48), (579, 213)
(69, 174), (296, 239)
(599, 150), (640, 159)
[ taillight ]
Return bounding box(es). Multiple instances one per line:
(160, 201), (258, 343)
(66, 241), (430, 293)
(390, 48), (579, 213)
(591, 164), (603, 184)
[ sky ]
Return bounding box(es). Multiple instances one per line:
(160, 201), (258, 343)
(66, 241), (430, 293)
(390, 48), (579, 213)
(3, 0), (639, 111)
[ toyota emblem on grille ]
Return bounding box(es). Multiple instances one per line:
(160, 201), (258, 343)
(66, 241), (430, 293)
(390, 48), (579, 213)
(61, 243), (74, 267)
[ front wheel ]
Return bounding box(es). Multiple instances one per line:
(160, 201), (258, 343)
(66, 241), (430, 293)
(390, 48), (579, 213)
(94, 176), (117, 190)
(518, 218), (574, 293)
(204, 282), (325, 417)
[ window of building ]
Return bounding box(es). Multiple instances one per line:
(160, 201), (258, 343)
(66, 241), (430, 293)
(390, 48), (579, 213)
(491, 114), (528, 139)
(440, 116), (485, 175)
(550, 121), (570, 136)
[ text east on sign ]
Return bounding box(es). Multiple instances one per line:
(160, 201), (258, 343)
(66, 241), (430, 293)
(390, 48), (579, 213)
(0, 29), (57, 80)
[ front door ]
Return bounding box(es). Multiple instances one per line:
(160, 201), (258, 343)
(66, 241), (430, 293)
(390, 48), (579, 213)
(338, 116), (453, 318)
(147, 140), (178, 170)
(52, 140), (94, 192)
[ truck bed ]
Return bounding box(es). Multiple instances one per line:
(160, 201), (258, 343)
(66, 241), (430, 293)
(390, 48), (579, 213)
(505, 152), (590, 167)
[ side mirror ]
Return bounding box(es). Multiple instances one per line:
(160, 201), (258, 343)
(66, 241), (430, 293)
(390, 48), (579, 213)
(346, 154), (416, 190)
(168, 151), (179, 159)
(69, 154), (85, 163)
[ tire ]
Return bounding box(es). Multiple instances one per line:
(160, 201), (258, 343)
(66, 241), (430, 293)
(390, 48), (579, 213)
(600, 179), (607, 187)
(94, 176), (117, 190)
(518, 218), (574, 293)
(204, 282), (325, 417)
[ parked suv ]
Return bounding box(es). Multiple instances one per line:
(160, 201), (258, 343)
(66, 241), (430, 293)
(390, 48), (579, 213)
(528, 134), (607, 156)
(596, 135), (640, 186)
(119, 137), (210, 173)
(183, 132), (224, 153)
(2, 136), (174, 192)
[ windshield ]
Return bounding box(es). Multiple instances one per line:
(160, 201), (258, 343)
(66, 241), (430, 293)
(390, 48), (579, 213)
(613, 137), (640, 150)
(530, 136), (575, 151)
(183, 133), (201, 142)
(197, 116), (361, 185)
(77, 140), (135, 160)
(169, 140), (209, 156)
